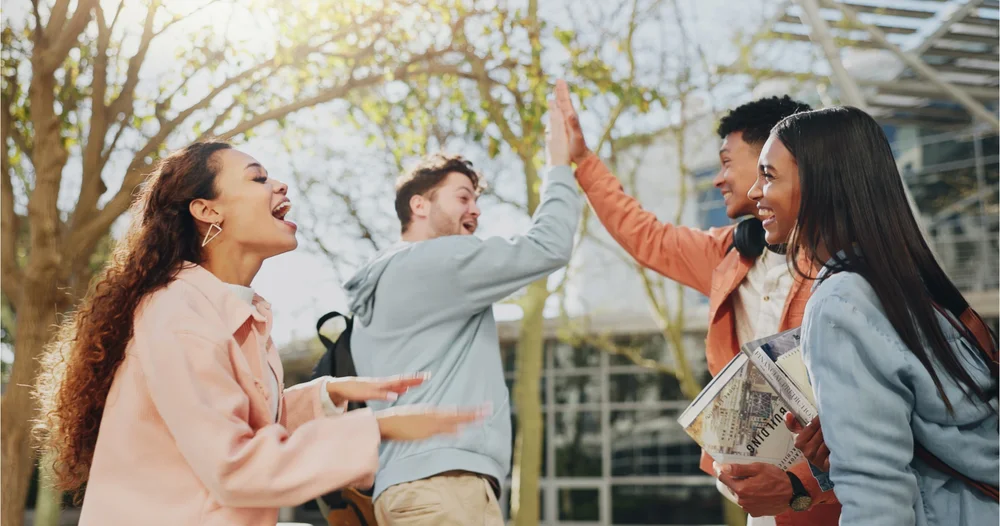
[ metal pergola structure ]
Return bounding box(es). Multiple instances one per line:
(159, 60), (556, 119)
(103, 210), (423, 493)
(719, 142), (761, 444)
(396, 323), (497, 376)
(769, 0), (999, 130)
(755, 0), (999, 315)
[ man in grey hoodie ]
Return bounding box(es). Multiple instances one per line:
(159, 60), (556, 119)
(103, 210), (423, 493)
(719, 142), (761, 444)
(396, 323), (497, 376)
(344, 83), (581, 525)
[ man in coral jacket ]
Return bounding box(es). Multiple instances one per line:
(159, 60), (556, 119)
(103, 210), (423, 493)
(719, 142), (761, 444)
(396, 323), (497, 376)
(554, 84), (840, 526)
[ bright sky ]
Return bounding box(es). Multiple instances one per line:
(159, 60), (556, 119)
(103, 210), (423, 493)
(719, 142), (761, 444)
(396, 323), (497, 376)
(3, 0), (779, 350)
(241, 0), (778, 347)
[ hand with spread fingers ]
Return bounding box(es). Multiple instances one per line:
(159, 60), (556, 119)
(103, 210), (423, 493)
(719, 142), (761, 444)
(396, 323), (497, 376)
(716, 462), (794, 517)
(376, 404), (491, 441)
(554, 79), (590, 165)
(786, 413), (830, 472)
(325, 373), (430, 407)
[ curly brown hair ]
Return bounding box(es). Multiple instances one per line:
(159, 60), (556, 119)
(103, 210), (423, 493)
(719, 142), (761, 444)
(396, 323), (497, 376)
(32, 140), (232, 492)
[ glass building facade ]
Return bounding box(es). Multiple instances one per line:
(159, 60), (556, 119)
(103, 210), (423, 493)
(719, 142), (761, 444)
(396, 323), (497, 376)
(494, 334), (722, 526)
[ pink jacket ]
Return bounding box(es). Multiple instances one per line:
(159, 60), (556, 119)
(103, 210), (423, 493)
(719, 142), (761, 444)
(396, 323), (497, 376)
(79, 263), (380, 526)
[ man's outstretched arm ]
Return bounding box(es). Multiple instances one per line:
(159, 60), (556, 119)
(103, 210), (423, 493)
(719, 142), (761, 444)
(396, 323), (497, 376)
(557, 83), (732, 297)
(444, 84), (583, 312)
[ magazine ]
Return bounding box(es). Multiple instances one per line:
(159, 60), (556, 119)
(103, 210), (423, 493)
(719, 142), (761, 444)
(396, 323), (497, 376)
(740, 328), (817, 425)
(677, 352), (804, 470)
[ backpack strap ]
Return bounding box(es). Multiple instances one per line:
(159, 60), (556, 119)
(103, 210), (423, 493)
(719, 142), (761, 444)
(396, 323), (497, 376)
(316, 311), (348, 352)
(920, 303), (999, 501)
(958, 307), (999, 377)
(933, 304), (999, 378)
(914, 443), (999, 502)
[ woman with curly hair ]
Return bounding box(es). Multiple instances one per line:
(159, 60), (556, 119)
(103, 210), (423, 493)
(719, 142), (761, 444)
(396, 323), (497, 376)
(33, 141), (484, 525)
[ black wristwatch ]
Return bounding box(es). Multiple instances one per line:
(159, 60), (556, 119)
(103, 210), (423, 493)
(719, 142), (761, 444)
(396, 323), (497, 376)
(786, 471), (813, 512)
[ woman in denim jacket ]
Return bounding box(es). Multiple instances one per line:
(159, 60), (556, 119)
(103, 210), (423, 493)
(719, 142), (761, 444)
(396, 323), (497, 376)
(747, 106), (998, 525)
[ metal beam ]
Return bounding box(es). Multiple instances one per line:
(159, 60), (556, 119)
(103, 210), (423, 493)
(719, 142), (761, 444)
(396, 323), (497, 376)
(910, 0), (985, 56)
(793, 0), (870, 109)
(932, 62), (1000, 75)
(923, 46), (998, 60)
(715, 66), (1000, 101)
(841, 3), (936, 19)
(769, 31), (883, 48)
(778, 13), (918, 34)
(942, 31), (1000, 45)
(875, 102), (976, 120)
(868, 80), (998, 101)
(823, 0), (1000, 130)
(928, 183), (998, 227)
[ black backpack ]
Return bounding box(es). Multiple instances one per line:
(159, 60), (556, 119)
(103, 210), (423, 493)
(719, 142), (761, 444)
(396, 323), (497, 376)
(311, 311), (377, 526)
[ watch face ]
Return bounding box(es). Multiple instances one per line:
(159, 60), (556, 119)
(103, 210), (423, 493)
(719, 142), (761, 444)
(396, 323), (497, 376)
(790, 496), (813, 512)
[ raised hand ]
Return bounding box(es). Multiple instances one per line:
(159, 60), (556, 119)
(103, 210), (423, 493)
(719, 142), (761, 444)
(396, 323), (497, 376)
(785, 413), (830, 472)
(554, 79), (590, 164)
(375, 404), (490, 441)
(546, 82), (570, 167)
(325, 373), (429, 406)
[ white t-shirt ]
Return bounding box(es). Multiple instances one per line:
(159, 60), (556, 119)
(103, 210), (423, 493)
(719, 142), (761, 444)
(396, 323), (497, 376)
(721, 249), (795, 526)
(732, 249), (795, 346)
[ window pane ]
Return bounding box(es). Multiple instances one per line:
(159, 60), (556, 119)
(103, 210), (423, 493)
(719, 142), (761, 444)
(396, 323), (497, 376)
(554, 374), (601, 405)
(609, 372), (683, 403)
(610, 409), (703, 476)
(608, 333), (666, 366)
(558, 488), (599, 521)
(502, 340), (553, 373)
(501, 487), (545, 520)
(501, 342), (517, 374)
(551, 340), (600, 369)
(554, 411), (602, 477)
(611, 485), (723, 525)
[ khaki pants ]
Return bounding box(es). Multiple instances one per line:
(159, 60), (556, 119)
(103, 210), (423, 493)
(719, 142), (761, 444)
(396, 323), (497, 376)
(374, 472), (504, 526)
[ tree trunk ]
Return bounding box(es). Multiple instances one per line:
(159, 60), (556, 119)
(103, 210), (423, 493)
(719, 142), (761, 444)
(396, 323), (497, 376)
(510, 279), (548, 526)
(2, 42), (72, 525)
(724, 500), (747, 526)
(1, 278), (59, 526)
(34, 448), (63, 526)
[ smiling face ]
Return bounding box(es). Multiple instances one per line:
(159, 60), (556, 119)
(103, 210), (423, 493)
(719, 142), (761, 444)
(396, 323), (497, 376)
(424, 171), (481, 238)
(712, 131), (761, 219)
(748, 135), (801, 246)
(191, 148), (298, 259)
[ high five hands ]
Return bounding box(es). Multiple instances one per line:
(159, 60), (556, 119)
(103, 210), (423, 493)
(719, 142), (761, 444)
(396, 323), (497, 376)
(546, 79), (592, 167)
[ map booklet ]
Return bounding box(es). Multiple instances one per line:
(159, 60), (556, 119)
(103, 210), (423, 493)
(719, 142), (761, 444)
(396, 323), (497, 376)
(676, 350), (803, 470)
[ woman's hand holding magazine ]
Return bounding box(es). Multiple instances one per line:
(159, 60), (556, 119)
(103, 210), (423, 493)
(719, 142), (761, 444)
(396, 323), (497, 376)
(785, 413), (830, 472)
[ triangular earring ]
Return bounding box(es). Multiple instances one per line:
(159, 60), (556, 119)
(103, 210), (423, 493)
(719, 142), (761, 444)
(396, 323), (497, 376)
(201, 223), (222, 247)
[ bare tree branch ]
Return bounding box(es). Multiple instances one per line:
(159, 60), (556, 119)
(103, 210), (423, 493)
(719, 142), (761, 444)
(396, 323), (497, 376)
(8, 125), (31, 159)
(106, 1), (160, 120)
(100, 122), (127, 168)
(461, 49), (525, 156)
(1, 118), (23, 309)
(44, 0), (71, 40)
(198, 97), (243, 140)
(65, 46), (453, 268)
(154, 0), (225, 38)
(481, 186), (527, 212)
(107, 0), (125, 32)
(30, 0), (44, 47)
(40, 0), (98, 74)
(73, 3), (115, 228)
